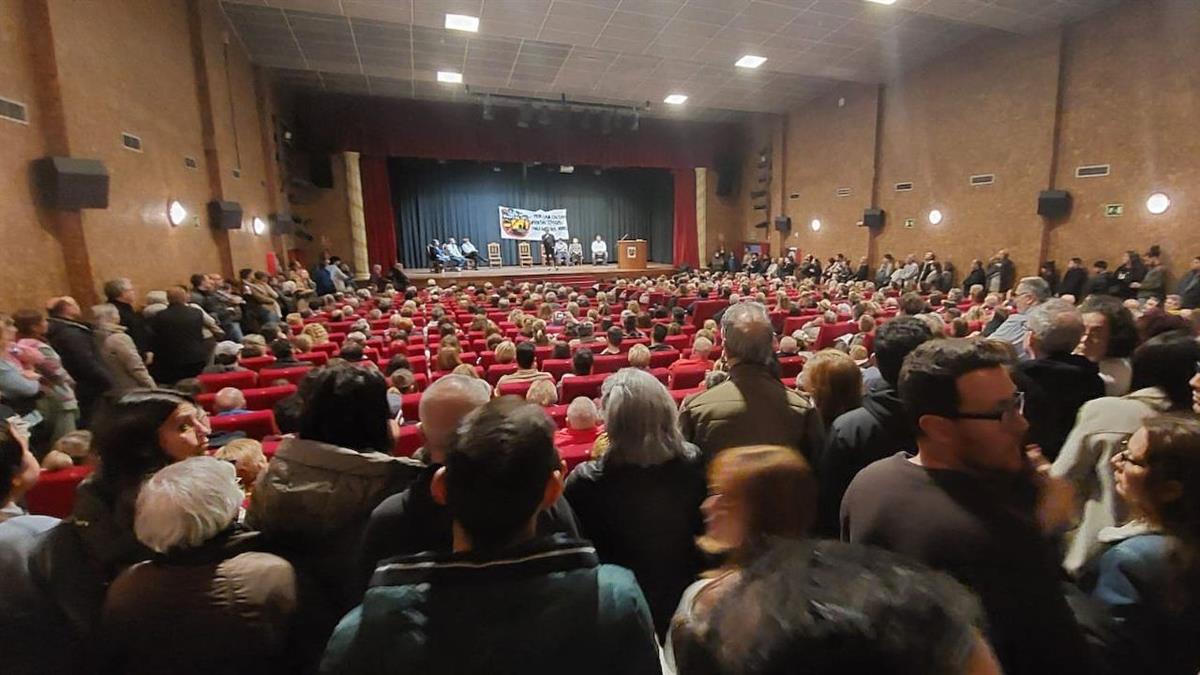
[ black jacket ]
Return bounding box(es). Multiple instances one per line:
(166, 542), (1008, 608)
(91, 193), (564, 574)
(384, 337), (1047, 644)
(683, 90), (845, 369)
(1087, 271), (1115, 297)
(46, 316), (112, 417)
(817, 386), (913, 536)
(1014, 353), (1106, 461)
(962, 267), (986, 292)
(563, 451), (706, 638)
(1177, 270), (1200, 309)
(1060, 267), (1088, 300)
(149, 304), (209, 383)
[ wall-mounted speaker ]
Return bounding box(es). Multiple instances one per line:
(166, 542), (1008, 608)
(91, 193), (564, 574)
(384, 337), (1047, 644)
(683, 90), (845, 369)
(774, 216), (792, 233)
(310, 153), (334, 189)
(271, 213), (296, 235)
(208, 200), (243, 230)
(32, 157), (110, 209)
(715, 154), (740, 196)
(862, 207), (885, 228)
(1037, 190), (1072, 218)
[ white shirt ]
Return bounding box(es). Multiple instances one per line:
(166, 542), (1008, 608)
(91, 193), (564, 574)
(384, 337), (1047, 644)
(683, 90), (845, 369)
(592, 239), (607, 254)
(445, 243), (463, 258)
(461, 241), (477, 255)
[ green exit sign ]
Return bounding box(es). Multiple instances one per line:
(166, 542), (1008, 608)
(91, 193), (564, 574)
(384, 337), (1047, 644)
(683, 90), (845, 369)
(1105, 204), (1124, 217)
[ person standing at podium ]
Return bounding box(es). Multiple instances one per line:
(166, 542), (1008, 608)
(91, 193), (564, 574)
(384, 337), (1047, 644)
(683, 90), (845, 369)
(592, 235), (608, 265)
(541, 231), (557, 269)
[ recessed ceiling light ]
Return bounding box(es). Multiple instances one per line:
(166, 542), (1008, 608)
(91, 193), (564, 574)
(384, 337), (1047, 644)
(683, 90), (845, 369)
(928, 209), (944, 225)
(445, 14), (479, 32)
(437, 71), (463, 84)
(735, 55), (767, 69)
(1146, 192), (1171, 215)
(664, 94), (688, 105)
(864, 0), (898, 5)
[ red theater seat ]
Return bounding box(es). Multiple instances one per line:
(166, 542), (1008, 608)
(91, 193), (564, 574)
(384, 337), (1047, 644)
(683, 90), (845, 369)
(542, 358), (572, 381)
(648, 349), (680, 368)
(778, 356), (806, 378)
(258, 365), (313, 386)
(313, 342), (340, 355)
(546, 403), (570, 428)
(650, 368), (670, 386)
(25, 466), (93, 518)
(198, 370), (257, 394)
(209, 410), (279, 440)
(592, 353), (628, 374)
(485, 363), (519, 385)
(295, 351), (330, 367)
(496, 379), (535, 398)
(242, 384), (298, 410)
(238, 355), (277, 372)
(814, 322), (857, 350)
(561, 373), (607, 400)
(670, 367), (708, 390)
(401, 392), (422, 422)
(664, 334), (690, 350)
(670, 387), (702, 406)
(393, 424), (424, 457)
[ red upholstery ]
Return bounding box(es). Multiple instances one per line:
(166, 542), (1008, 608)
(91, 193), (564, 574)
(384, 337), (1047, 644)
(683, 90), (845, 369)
(238, 355), (277, 372)
(546, 403), (570, 428)
(778, 356), (806, 378)
(295, 351), (330, 367)
(561, 373), (608, 400)
(478, 351), (497, 369)
(650, 367), (670, 386)
(670, 387), (702, 406)
(313, 342), (340, 355)
(814, 322), (858, 350)
(542, 358), (573, 381)
(648, 349), (680, 368)
(209, 410), (279, 440)
(782, 376), (797, 389)
(25, 466), (93, 518)
(261, 436), (282, 458)
(393, 424), (424, 457)
(327, 332), (347, 344)
(198, 370), (257, 393)
(783, 316), (811, 335)
(690, 299), (725, 327)
(485, 363), (519, 385)
(195, 392), (217, 413)
(861, 332), (876, 354)
(400, 392), (422, 421)
(258, 365), (313, 386)
(617, 337), (650, 353)
(670, 367), (708, 390)
(242, 384), (298, 411)
(592, 353), (628, 374)
(407, 355), (428, 374)
(664, 334), (690, 350)
(496, 379), (535, 398)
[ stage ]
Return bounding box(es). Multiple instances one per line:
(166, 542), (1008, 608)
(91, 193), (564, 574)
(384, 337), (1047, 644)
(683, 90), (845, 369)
(407, 262), (677, 287)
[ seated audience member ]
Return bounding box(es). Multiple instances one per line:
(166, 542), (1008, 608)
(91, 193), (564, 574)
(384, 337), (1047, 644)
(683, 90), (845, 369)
(795, 349), (862, 432)
(671, 539), (1001, 675)
(564, 368), (706, 638)
(494, 341), (553, 394)
(247, 364), (423, 666)
(98, 457), (297, 675)
(1052, 330), (1200, 576)
(841, 338), (1089, 675)
(663, 445), (817, 674)
(269, 338), (302, 367)
(214, 387), (250, 416)
(1078, 294), (1140, 396)
(525, 378), (558, 406)
(554, 396), (603, 448)
(0, 415), (77, 675)
(212, 437), (268, 495)
(301, 322), (329, 346)
(203, 340), (245, 374)
(1014, 299), (1106, 461)
(669, 336), (714, 375)
(774, 335), (800, 359)
(1069, 415), (1200, 675)
(988, 277), (1051, 360)
(360, 375), (578, 583)
(680, 303), (824, 462)
(386, 369), (416, 417)
(649, 323), (673, 352)
(45, 428), (94, 468)
(433, 345), (462, 372)
(817, 317), (932, 535)
(627, 343), (651, 370)
(600, 327), (623, 355)
(324, 398), (660, 675)
(622, 314), (644, 339)
(450, 362), (479, 379)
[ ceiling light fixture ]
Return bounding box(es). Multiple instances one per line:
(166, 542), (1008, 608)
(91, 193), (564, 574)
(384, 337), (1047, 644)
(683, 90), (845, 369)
(735, 55), (767, 69)
(560, 165), (574, 174)
(810, 219), (821, 232)
(1146, 192), (1171, 215)
(664, 94), (688, 105)
(252, 217), (267, 235)
(928, 209), (944, 225)
(444, 14), (479, 32)
(168, 200), (187, 226)
(436, 71), (463, 84)
(864, 0), (898, 5)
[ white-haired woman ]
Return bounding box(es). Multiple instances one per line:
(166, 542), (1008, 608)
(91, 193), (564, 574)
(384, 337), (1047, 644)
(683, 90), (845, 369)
(99, 456), (297, 675)
(92, 303), (155, 390)
(563, 368), (706, 639)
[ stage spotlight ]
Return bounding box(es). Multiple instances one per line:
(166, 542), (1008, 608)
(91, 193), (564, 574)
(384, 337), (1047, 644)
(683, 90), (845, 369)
(517, 104), (533, 128)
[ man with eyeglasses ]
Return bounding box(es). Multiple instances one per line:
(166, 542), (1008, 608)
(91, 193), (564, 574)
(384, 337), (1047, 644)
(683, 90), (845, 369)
(841, 337), (1088, 675)
(988, 276), (1050, 360)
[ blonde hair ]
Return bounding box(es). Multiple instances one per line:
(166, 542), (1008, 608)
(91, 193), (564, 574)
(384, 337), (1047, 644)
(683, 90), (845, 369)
(436, 345), (462, 371)
(525, 379), (559, 406)
(451, 363), (479, 378)
(494, 340), (517, 364)
(627, 343), (651, 368)
(301, 322), (329, 345)
(799, 349), (863, 426)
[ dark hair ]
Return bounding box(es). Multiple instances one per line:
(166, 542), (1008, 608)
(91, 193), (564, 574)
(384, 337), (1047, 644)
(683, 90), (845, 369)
(11, 309), (44, 337)
(190, 273), (206, 289)
(91, 389), (195, 494)
(899, 292), (927, 316)
(1141, 414), (1200, 609)
(298, 363), (392, 452)
(269, 338), (293, 360)
(1079, 294), (1139, 358)
(899, 338), (1012, 430)
(385, 354), (412, 375)
(1094, 260), (1108, 270)
(573, 348), (594, 376)
(515, 341), (537, 369)
(0, 421), (24, 503)
(551, 341), (570, 359)
(1129, 330), (1200, 410)
(444, 398), (560, 550)
(874, 317), (934, 387)
(260, 324), (280, 343)
(339, 343), (365, 362)
(677, 539), (984, 675)
(652, 323), (668, 344)
(622, 315), (637, 332)
(606, 326), (624, 347)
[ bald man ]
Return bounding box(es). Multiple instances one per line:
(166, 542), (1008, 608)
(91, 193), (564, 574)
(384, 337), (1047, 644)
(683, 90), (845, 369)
(358, 375), (580, 587)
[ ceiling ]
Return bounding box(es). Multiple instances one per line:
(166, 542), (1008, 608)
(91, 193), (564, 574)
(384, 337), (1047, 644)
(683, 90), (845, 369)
(221, 0), (1119, 120)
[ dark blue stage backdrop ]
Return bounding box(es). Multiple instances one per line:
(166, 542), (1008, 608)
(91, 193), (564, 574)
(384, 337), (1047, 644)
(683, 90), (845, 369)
(390, 158), (674, 268)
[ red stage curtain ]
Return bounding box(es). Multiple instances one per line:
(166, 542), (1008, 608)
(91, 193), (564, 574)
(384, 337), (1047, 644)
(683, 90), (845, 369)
(672, 169), (699, 269)
(360, 155), (397, 269)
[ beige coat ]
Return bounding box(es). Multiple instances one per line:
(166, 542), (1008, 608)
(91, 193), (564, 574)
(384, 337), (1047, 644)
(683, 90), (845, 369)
(1051, 387), (1173, 575)
(94, 323), (154, 390)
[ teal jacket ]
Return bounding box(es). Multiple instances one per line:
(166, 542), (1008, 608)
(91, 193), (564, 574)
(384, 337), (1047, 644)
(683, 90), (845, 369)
(322, 535), (662, 675)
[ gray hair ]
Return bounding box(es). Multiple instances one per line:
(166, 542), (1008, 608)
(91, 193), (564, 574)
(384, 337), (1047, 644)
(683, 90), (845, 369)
(600, 368), (689, 466)
(420, 374), (493, 448)
(134, 456), (243, 553)
(565, 396), (600, 430)
(1026, 298), (1084, 355)
(102, 278), (131, 302)
(1016, 276), (1051, 303)
(91, 303), (120, 326)
(721, 302), (774, 366)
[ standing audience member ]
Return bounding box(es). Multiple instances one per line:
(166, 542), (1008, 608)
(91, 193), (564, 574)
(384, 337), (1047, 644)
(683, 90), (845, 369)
(46, 296), (113, 427)
(841, 338), (1089, 675)
(92, 303), (154, 390)
(323, 398), (661, 675)
(1052, 330), (1200, 576)
(680, 303), (825, 461)
(818, 317), (933, 535)
(13, 309), (78, 448)
(1077, 294), (1140, 396)
(988, 276), (1050, 360)
(1132, 246), (1166, 302)
(98, 457), (297, 675)
(1174, 255), (1200, 309)
(149, 286), (209, 385)
(103, 278), (152, 360)
(1060, 257), (1089, 302)
(795, 349), (862, 432)
(565, 368), (706, 638)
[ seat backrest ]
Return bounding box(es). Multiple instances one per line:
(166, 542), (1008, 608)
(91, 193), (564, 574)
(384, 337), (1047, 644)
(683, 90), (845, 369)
(560, 373), (607, 400)
(393, 423), (424, 457)
(198, 370), (258, 393)
(208, 409), (279, 440)
(669, 387), (702, 407)
(648, 349), (680, 368)
(542, 358), (573, 381)
(296, 351), (330, 367)
(25, 466), (94, 518)
(592, 353), (628, 374)
(486, 363), (519, 385)
(814, 322), (857, 350)
(238, 355), (277, 372)
(257, 365), (312, 386)
(649, 367), (670, 386)
(497, 379), (535, 398)
(664, 334), (690, 350)
(242, 384), (298, 411)
(690, 299), (726, 327)
(778, 356), (806, 378)
(400, 392), (422, 421)
(670, 366), (708, 390)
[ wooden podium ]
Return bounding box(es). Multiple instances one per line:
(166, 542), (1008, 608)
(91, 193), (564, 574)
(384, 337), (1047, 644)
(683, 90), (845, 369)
(618, 239), (647, 270)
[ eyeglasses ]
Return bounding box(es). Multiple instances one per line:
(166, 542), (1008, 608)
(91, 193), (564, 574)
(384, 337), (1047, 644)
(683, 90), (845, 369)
(1113, 439), (1148, 467)
(944, 391), (1025, 422)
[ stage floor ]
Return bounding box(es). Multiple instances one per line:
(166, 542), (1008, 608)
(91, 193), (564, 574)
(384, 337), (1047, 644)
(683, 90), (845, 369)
(408, 262), (676, 286)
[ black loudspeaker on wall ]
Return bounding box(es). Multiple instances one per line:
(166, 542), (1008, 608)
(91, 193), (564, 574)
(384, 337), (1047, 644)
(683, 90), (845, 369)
(715, 155), (740, 196)
(1037, 190), (1072, 218)
(208, 200), (243, 230)
(774, 216), (792, 233)
(32, 157), (110, 209)
(862, 207), (885, 228)
(310, 153), (334, 189)
(271, 213), (296, 235)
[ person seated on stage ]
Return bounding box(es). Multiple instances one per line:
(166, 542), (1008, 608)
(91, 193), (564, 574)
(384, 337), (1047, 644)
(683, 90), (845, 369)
(569, 238), (584, 266)
(428, 239), (450, 271)
(554, 238), (570, 267)
(592, 235), (608, 265)
(542, 231), (558, 269)
(460, 237), (479, 269)
(444, 238), (467, 270)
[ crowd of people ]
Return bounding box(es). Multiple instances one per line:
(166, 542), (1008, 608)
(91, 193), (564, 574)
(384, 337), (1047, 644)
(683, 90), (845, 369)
(2, 243), (1200, 675)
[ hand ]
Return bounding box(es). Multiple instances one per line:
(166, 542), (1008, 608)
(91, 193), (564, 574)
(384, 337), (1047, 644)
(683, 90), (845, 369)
(1026, 445), (1075, 533)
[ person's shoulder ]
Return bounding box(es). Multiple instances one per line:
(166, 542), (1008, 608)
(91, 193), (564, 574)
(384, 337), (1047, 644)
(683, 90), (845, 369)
(845, 453), (912, 495)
